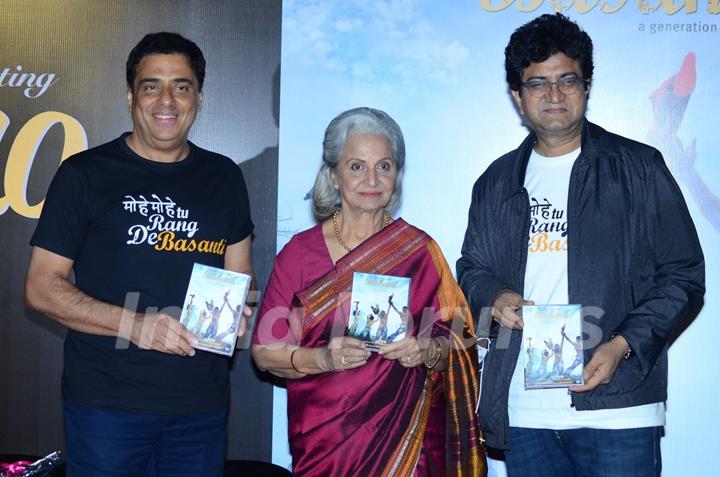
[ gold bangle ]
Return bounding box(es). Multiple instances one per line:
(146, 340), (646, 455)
(425, 337), (442, 369)
(290, 348), (302, 373)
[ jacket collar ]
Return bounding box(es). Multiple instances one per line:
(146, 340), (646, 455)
(512, 118), (598, 190)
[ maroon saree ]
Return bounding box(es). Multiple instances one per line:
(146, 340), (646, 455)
(263, 219), (484, 476)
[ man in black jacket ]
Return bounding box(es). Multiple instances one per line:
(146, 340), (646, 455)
(457, 13), (704, 477)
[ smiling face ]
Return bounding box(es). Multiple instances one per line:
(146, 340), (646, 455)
(126, 53), (203, 162)
(512, 52), (589, 155)
(332, 133), (397, 214)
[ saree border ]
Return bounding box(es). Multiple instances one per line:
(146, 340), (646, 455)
(295, 219), (430, 337)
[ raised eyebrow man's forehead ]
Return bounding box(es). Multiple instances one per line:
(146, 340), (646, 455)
(137, 77), (195, 84)
(525, 72), (580, 80)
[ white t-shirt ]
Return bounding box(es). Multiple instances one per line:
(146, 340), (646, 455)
(507, 147), (665, 430)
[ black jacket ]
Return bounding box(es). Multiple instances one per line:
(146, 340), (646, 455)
(457, 120), (705, 450)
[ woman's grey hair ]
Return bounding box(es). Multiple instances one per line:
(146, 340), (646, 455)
(312, 107), (406, 220)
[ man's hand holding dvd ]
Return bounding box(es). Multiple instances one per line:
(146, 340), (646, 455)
(522, 304), (584, 389)
(178, 263), (252, 357)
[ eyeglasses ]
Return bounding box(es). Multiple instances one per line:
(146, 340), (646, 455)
(520, 76), (588, 98)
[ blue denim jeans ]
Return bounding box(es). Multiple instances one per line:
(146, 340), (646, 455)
(504, 426), (662, 477)
(64, 401), (227, 477)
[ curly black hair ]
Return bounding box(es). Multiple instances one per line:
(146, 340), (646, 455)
(126, 32), (206, 92)
(505, 13), (593, 92)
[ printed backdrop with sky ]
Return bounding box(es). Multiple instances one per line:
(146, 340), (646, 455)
(275, 1), (720, 474)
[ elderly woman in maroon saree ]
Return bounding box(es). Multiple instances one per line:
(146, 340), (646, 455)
(252, 107), (485, 476)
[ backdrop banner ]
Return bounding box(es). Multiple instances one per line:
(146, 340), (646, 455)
(276, 1), (719, 474)
(0, 0), (280, 460)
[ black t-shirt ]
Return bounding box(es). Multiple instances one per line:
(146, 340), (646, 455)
(30, 134), (253, 414)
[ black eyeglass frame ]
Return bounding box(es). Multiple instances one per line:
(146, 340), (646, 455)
(520, 76), (590, 97)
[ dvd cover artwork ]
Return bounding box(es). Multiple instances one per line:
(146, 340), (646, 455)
(522, 304), (584, 389)
(179, 263), (252, 357)
(347, 272), (411, 350)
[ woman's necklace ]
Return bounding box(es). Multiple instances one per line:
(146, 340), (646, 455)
(332, 210), (392, 253)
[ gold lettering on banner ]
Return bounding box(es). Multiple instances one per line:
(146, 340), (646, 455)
(650, 0), (698, 14)
(601, 0), (627, 13)
(480, 0), (710, 12)
(678, 0), (699, 14)
(0, 111), (10, 215)
(517, 0), (544, 11)
(568, 0), (601, 14)
(639, 0), (700, 15)
(0, 111), (88, 218)
(479, 0), (515, 12)
(636, 0), (663, 14)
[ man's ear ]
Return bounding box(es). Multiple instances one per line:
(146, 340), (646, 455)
(198, 91), (204, 112)
(511, 89), (523, 114)
(126, 88), (133, 108)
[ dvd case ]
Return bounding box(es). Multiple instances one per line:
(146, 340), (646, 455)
(347, 272), (411, 350)
(179, 263), (252, 356)
(522, 304), (584, 389)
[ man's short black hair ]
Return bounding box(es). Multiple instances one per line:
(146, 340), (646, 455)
(505, 13), (593, 92)
(126, 32), (206, 91)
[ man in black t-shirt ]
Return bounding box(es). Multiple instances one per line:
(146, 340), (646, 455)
(25, 32), (253, 476)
